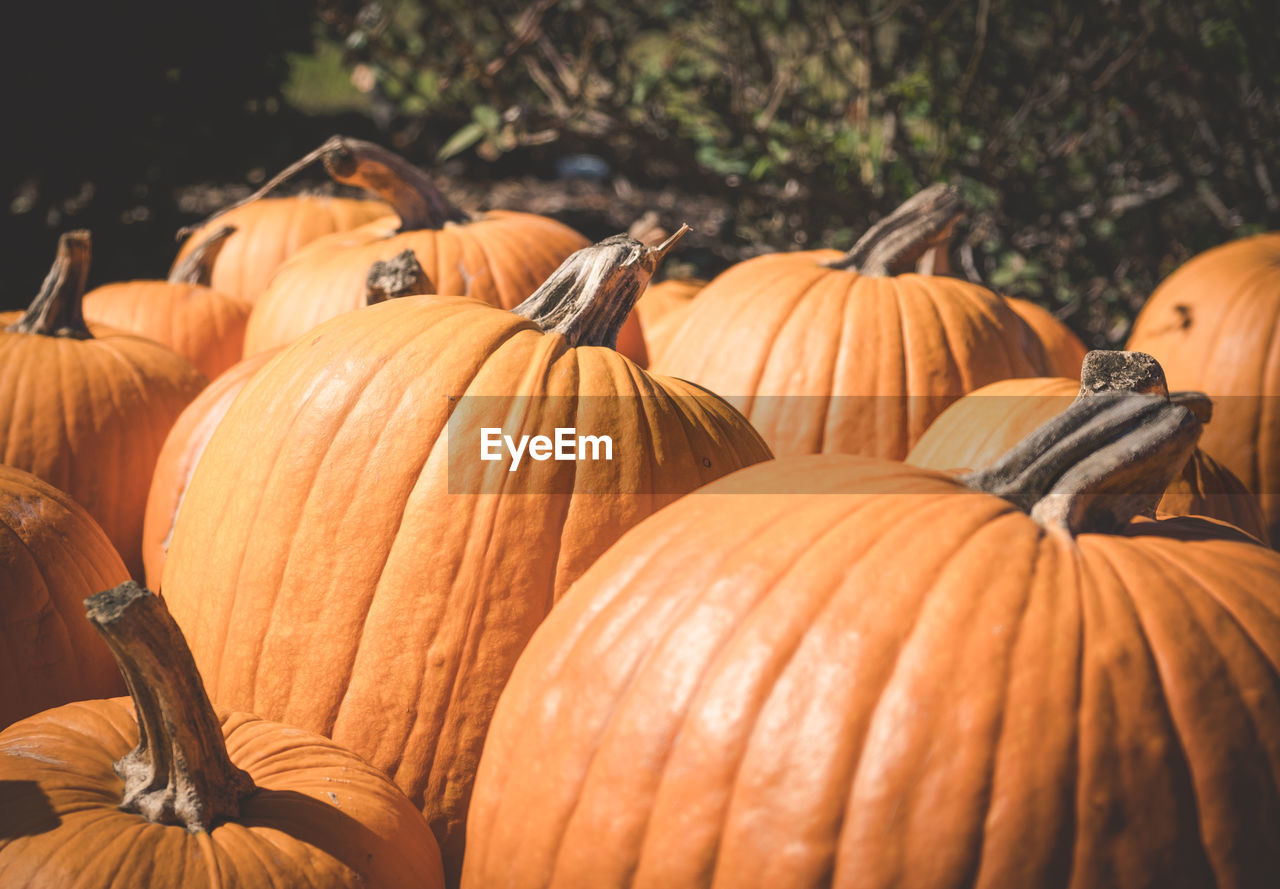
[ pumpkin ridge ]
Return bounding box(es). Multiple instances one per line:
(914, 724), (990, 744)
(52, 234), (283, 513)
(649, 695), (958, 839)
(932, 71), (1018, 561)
(744, 264), (835, 420)
(1093, 541), (1265, 884)
(832, 503), (1025, 887)
(546, 490), (848, 884)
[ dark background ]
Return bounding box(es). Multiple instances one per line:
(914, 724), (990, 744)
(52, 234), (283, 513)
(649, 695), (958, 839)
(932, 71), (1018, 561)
(4, 0), (1277, 346)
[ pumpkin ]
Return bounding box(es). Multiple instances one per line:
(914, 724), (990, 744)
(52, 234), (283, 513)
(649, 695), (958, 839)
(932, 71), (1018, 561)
(906, 367), (1270, 544)
(653, 184), (1048, 459)
(82, 226), (252, 380)
(464, 352), (1280, 889)
(0, 465), (129, 727)
(160, 228), (772, 882)
(1005, 296), (1088, 379)
(1126, 231), (1280, 544)
(239, 136), (646, 364)
(140, 252), (429, 588)
(635, 277), (705, 364)
(172, 194), (390, 302)
(0, 232), (207, 579)
(0, 581), (445, 888)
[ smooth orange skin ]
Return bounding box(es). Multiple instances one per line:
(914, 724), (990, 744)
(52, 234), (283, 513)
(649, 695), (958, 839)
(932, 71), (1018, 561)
(83, 279), (252, 380)
(1005, 297), (1088, 379)
(162, 293), (772, 881)
(1127, 232), (1280, 545)
(907, 376), (1271, 544)
(172, 195), (391, 303)
(141, 349), (281, 589)
(241, 210), (646, 365)
(653, 251), (1048, 459)
(0, 466), (129, 728)
(464, 455), (1280, 889)
(0, 317), (207, 579)
(0, 698), (445, 889)
(635, 277), (705, 364)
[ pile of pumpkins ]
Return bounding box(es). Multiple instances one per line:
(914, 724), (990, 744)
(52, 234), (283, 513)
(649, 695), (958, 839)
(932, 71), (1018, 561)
(2, 136), (1279, 889)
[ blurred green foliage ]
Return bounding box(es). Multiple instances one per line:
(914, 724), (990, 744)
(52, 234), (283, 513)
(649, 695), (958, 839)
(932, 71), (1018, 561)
(317, 0), (1279, 344)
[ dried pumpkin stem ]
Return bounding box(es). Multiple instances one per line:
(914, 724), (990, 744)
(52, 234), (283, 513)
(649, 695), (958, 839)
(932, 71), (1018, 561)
(85, 581), (254, 832)
(168, 225), (236, 286)
(961, 351), (1202, 535)
(6, 230), (93, 339)
(825, 183), (964, 276)
(513, 224), (690, 349)
(365, 249), (433, 305)
(177, 135), (469, 240)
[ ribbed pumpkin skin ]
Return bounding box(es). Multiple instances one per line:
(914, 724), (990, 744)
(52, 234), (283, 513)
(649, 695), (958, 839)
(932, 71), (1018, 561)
(907, 376), (1270, 544)
(1005, 297), (1088, 379)
(0, 319), (207, 579)
(464, 455), (1280, 889)
(636, 277), (705, 364)
(83, 280), (252, 380)
(653, 251), (1047, 459)
(242, 210), (624, 356)
(141, 349), (280, 588)
(0, 466), (129, 727)
(172, 195), (390, 302)
(1126, 232), (1280, 544)
(0, 698), (445, 888)
(162, 294), (772, 878)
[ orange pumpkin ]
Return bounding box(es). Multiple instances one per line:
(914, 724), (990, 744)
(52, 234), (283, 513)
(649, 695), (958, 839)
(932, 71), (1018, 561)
(0, 582), (444, 888)
(0, 465), (129, 727)
(83, 226), (252, 380)
(464, 355), (1280, 889)
(0, 232), (207, 579)
(172, 193), (390, 302)
(1005, 296), (1088, 379)
(906, 369), (1269, 544)
(161, 229), (772, 881)
(654, 185), (1048, 459)
(239, 137), (646, 364)
(1126, 231), (1280, 544)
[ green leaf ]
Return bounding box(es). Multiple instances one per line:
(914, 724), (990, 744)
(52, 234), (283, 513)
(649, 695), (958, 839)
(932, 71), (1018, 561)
(437, 122), (487, 160)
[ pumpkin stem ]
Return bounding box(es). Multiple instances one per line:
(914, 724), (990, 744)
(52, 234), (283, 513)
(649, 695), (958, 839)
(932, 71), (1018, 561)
(167, 225), (236, 286)
(85, 581), (254, 832)
(365, 249), (434, 305)
(5, 230), (93, 339)
(512, 224), (690, 349)
(177, 135), (469, 240)
(961, 351), (1202, 535)
(825, 183), (964, 276)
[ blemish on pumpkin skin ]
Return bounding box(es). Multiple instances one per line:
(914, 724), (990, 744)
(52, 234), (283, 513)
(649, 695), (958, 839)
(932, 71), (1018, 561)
(0, 742), (66, 766)
(327, 790), (340, 807)
(1174, 304), (1192, 329)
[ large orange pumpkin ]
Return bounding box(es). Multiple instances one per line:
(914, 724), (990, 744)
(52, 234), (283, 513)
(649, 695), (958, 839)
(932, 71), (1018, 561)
(653, 184), (1048, 459)
(239, 136), (646, 364)
(464, 355), (1280, 889)
(0, 581), (445, 888)
(906, 366), (1270, 544)
(83, 226), (252, 380)
(161, 229), (771, 881)
(172, 193), (390, 302)
(0, 465), (129, 727)
(1126, 231), (1280, 544)
(0, 232), (207, 579)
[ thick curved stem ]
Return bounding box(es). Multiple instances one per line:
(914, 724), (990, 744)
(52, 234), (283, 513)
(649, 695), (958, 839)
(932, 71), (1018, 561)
(365, 249), (434, 305)
(168, 225), (236, 286)
(85, 582), (254, 832)
(825, 183), (964, 276)
(513, 225), (689, 349)
(6, 230), (93, 339)
(961, 351), (1202, 535)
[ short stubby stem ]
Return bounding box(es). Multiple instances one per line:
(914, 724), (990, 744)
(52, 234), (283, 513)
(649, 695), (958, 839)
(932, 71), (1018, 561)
(825, 183), (964, 276)
(6, 230), (93, 339)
